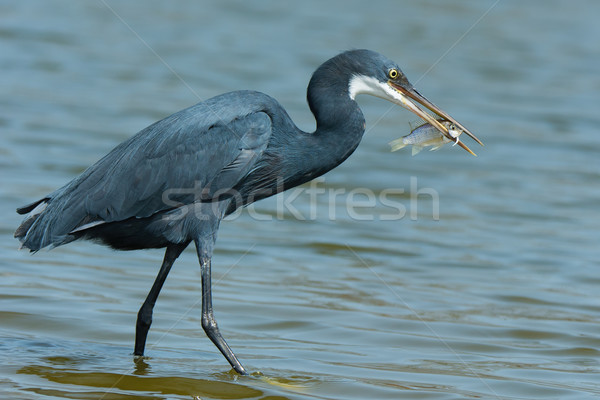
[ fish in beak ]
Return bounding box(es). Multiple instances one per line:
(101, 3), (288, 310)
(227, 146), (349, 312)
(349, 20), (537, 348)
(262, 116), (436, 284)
(388, 81), (483, 156)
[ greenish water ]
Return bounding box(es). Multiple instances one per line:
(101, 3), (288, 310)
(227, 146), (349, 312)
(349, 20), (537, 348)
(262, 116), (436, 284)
(2, 1), (599, 399)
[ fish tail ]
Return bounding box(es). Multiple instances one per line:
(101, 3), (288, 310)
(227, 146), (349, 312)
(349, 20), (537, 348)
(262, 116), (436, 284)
(389, 138), (407, 152)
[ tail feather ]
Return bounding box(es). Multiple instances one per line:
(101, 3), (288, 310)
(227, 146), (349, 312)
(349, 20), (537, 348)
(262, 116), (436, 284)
(15, 199), (50, 252)
(14, 198), (76, 252)
(16, 198), (49, 215)
(14, 213), (40, 244)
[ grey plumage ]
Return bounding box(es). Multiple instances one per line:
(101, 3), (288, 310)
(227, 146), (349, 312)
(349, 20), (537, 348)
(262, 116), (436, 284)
(14, 49), (479, 374)
(17, 91), (283, 250)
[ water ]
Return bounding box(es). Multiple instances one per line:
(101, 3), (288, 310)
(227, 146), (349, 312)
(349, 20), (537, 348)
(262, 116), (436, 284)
(2, 1), (600, 399)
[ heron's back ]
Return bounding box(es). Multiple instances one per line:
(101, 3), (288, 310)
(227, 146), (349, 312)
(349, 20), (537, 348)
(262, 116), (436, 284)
(15, 90), (287, 252)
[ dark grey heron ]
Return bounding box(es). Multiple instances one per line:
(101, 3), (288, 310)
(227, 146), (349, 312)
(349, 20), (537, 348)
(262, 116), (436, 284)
(15, 49), (482, 375)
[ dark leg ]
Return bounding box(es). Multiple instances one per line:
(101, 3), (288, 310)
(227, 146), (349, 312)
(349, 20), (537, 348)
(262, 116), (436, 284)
(195, 237), (247, 375)
(134, 242), (189, 356)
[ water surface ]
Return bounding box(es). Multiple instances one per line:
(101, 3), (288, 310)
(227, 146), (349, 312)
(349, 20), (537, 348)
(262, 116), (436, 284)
(2, 1), (599, 399)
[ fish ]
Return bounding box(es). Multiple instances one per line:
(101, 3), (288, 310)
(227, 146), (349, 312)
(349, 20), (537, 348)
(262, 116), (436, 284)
(390, 119), (463, 156)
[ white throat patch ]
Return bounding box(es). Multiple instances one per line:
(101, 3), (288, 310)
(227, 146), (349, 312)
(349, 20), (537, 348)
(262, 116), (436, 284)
(348, 74), (401, 104)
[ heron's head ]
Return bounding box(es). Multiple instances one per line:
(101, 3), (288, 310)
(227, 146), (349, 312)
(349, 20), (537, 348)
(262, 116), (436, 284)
(312, 49), (482, 155)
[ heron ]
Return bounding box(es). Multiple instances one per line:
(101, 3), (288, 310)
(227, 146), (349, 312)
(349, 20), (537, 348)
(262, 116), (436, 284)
(14, 49), (482, 375)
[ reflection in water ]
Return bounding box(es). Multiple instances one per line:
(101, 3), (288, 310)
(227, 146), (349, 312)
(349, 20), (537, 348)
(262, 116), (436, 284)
(133, 357), (151, 376)
(19, 364), (264, 399)
(17, 353), (321, 399)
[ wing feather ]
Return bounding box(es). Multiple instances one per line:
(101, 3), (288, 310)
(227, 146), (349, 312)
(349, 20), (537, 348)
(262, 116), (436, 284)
(16, 91), (276, 250)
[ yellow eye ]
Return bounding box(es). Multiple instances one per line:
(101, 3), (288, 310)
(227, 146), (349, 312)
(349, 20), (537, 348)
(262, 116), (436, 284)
(388, 69), (399, 79)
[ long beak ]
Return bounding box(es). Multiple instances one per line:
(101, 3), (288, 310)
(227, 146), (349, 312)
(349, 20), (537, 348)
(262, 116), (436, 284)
(388, 82), (483, 156)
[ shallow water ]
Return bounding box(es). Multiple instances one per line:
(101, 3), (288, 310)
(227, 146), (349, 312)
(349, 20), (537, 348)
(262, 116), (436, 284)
(2, 1), (600, 399)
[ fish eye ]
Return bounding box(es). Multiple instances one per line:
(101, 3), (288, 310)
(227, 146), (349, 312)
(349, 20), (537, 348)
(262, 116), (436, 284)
(388, 69), (399, 79)
(449, 124), (456, 130)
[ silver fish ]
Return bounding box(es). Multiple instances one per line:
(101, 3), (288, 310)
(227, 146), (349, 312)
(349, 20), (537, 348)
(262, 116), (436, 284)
(390, 120), (463, 156)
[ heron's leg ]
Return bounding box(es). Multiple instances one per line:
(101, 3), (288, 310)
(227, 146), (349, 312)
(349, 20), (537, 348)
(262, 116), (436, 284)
(134, 242), (189, 356)
(195, 236), (247, 375)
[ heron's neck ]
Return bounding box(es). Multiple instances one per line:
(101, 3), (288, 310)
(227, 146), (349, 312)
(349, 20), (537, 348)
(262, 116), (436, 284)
(270, 71), (367, 193)
(308, 78), (366, 162)
(312, 101), (365, 166)
(281, 84), (366, 188)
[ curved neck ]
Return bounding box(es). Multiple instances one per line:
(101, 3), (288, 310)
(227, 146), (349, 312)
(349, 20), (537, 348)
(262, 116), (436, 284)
(309, 96), (365, 169)
(254, 56), (372, 195)
(306, 65), (366, 162)
(273, 74), (366, 192)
